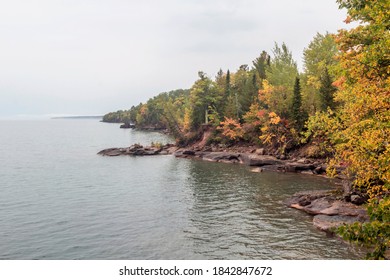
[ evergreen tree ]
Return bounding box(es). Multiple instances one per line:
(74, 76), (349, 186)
(223, 70), (237, 118)
(291, 77), (304, 130)
(253, 50), (270, 81)
(225, 69), (231, 97)
(319, 68), (337, 111)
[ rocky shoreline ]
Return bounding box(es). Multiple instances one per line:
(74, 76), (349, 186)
(98, 143), (368, 234)
(98, 144), (329, 174)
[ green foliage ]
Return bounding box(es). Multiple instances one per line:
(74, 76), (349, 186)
(302, 109), (340, 157)
(337, 197), (390, 259)
(266, 42), (298, 89)
(187, 72), (219, 130)
(264, 43), (299, 118)
(252, 50), (270, 84)
(302, 32), (338, 114)
(303, 32), (338, 78)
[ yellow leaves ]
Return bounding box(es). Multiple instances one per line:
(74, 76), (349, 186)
(217, 117), (244, 141)
(269, 112), (281, 125)
(306, 75), (321, 89)
(258, 111), (298, 154)
(258, 79), (273, 104)
(367, 185), (389, 201)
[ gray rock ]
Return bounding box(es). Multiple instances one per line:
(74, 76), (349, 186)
(255, 148), (265, 155)
(202, 152), (240, 162)
(313, 166), (322, 174)
(350, 195), (365, 205)
(251, 167), (264, 173)
(297, 158), (310, 164)
(285, 162), (315, 171)
(285, 190), (332, 207)
(301, 170), (314, 175)
(239, 154), (282, 166)
(174, 149), (195, 157)
(313, 214), (364, 232)
(182, 150), (195, 156)
(287, 190), (369, 234)
(97, 148), (122, 156)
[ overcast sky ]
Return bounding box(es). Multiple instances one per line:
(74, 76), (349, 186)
(0, 0), (349, 119)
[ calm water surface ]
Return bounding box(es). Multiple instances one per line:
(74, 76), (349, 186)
(0, 119), (364, 259)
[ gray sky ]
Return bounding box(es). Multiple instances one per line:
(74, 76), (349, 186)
(0, 0), (349, 119)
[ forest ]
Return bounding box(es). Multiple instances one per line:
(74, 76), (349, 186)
(103, 0), (389, 259)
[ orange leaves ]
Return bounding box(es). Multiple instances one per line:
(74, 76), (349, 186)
(268, 112), (281, 125)
(257, 109), (267, 118)
(217, 117), (244, 141)
(344, 15), (352, 24)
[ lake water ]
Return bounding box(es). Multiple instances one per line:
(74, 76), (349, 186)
(0, 119), (364, 259)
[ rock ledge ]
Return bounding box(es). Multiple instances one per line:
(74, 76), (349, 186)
(285, 190), (368, 232)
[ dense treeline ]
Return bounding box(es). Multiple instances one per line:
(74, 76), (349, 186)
(104, 34), (338, 150)
(103, 0), (389, 258)
(103, 89), (190, 135)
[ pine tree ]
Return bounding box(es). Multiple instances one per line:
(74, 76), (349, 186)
(319, 68), (337, 111)
(225, 69), (231, 97)
(291, 77), (304, 130)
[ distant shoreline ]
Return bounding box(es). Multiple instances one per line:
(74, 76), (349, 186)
(51, 116), (103, 120)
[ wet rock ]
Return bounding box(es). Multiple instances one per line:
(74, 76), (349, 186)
(301, 170), (314, 175)
(286, 190), (369, 233)
(285, 162), (315, 172)
(313, 215), (364, 232)
(285, 190), (332, 207)
(239, 154), (282, 166)
(97, 148), (122, 156)
(251, 167), (264, 173)
(174, 149), (195, 157)
(98, 144), (165, 157)
(120, 123), (135, 129)
(182, 150), (195, 156)
(313, 166), (322, 174)
(290, 196), (335, 215)
(202, 152), (240, 163)
(297, 158), (310, 164)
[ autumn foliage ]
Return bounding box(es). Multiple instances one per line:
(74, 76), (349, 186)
(102, 0), (389, 259)
(217, 117), (244, 142)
